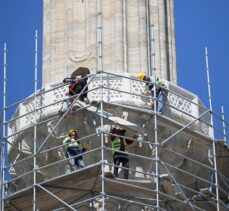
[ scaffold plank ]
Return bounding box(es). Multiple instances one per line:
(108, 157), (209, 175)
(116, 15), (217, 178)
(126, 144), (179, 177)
(5, 164), (101, 210)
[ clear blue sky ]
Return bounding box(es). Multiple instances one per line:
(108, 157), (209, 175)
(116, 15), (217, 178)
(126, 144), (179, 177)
(0, 1), (228, 141)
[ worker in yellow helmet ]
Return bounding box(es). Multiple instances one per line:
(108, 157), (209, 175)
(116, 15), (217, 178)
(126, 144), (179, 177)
(137, 72), (145, 81)
(137, 72), (167, 113)
(63, 129), (87, 170)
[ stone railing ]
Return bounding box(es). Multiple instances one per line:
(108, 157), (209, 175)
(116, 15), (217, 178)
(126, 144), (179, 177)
(8, 73), (211, 150)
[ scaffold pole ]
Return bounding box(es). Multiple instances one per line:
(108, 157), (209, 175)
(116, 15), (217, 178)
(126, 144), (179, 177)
(33, 30), (38, 211)
(221, 106), (227, 143)
(205, 47), (220, 211)
(98, 0), (105, 210)
(150, 22), (160, 211)
(1, 43), (7, 211)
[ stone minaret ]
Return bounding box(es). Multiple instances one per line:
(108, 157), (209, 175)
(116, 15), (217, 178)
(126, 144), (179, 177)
(42, 0), (177, 85)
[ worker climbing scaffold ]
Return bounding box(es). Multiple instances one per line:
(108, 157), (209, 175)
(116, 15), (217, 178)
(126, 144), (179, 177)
(137, 72), (167, 113)
(59, 67), (91, 116)
(110, 125), (133, 179)
(63, 129), (87, 171)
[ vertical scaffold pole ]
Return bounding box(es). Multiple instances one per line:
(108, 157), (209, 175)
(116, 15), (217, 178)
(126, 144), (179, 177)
(205, 47), (220, 211)
(221, 106), (227, 143)
(123, 0), (127, 73)
(1, 43), (7, 211)
(98, 1), (105, 210)
(150, 23), (160, 210)
(33, 30), (38, 211)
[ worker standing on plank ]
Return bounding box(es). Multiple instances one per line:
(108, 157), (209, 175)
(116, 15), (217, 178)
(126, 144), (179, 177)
(110, 125), (133, 179)
(137, 72), (167, 113)
(63, 129), (87, 170)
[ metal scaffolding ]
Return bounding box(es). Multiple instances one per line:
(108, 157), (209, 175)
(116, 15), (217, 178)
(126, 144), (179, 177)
(1, 4), (229, 211)
(1, 71), (229, 211)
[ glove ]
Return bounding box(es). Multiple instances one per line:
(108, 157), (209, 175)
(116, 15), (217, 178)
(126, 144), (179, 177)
(82, 143), (89, 150)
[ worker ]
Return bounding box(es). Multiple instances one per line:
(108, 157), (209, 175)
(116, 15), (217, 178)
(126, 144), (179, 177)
(137, 72), (167, 113)
(110, 125), (133, 179)
(63, 74), (90, 104)
(63, 129), (87, 170)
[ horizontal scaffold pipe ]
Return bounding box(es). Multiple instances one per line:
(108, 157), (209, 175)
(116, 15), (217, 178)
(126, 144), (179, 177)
(101, 72), (227, 137)
(7, 99), (96, 154)
(6, 141), (160, 191)
(6, 83), (99, 125)
(105, 162), (157, 178)
(212, 108), (229, 127)
(218, 172), (229, 188)
(104, 130), (156, 147)
(106, 194), (166, 211)
(40, 132), (99, 155)
(161, 160), (198, 211)
(179, 182), (216, 201)
(161, 160), (218, 190)
(5, 165), (102, 200)
(5, 82), (66, 110)
(5, 160), (102, 193)
(102, 71), (209, 111)
(169, 162), (228, 201)
(6, 132), (98, 170)
(175, 181), (229, 209)
(8, 129), (154, 169)
(38, 147), (100, 171)
(36, 184), (77, 211)
(6, 107), (38, 124)
(6, 130), (98, 185)
(7, 130), (142, 170)
(7, 71), (225, 145)
(5, 73), (95, 110)
(37, 73), (97, 153)
(39, 144), (158, 174)
(104, 177), (205, 211)
(211, 122), (229, 139)
(3, 137), (25, 155)
(53, 194), (103, 211)
(4, 168), (33, 184)
(38, 162), (101, 186)
(102, 85), (212, 129)
(7, 71), (216, 143)
(104, 146), (157, 163)
(6, 93), (99, 141)
(5, 153), (34, 169)
(161, 110), (210, 146)
(164, 146), (214, 171)
(4, 184), (32, 200)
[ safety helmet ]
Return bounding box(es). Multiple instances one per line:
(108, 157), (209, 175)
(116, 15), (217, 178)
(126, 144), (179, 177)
(68, 129), (78, 137)
(137, 72), (145, 81)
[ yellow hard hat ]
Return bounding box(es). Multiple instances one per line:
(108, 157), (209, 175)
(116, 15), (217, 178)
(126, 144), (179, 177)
(68, 129), (78, 136)
(137, 72), (145, 80)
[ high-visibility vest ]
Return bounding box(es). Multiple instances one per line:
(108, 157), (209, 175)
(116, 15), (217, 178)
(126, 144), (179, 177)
(112, 137), (128, 153)
(63, 136), (79, 150)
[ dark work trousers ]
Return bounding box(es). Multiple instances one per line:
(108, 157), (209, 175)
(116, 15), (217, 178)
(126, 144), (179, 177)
(150, 89), (166, 112)
(67, 146), (84, 169)
(113, 151), (129, 179)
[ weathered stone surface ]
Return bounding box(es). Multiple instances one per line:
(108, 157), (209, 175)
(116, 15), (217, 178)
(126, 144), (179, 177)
(43, 0), (177, 85)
